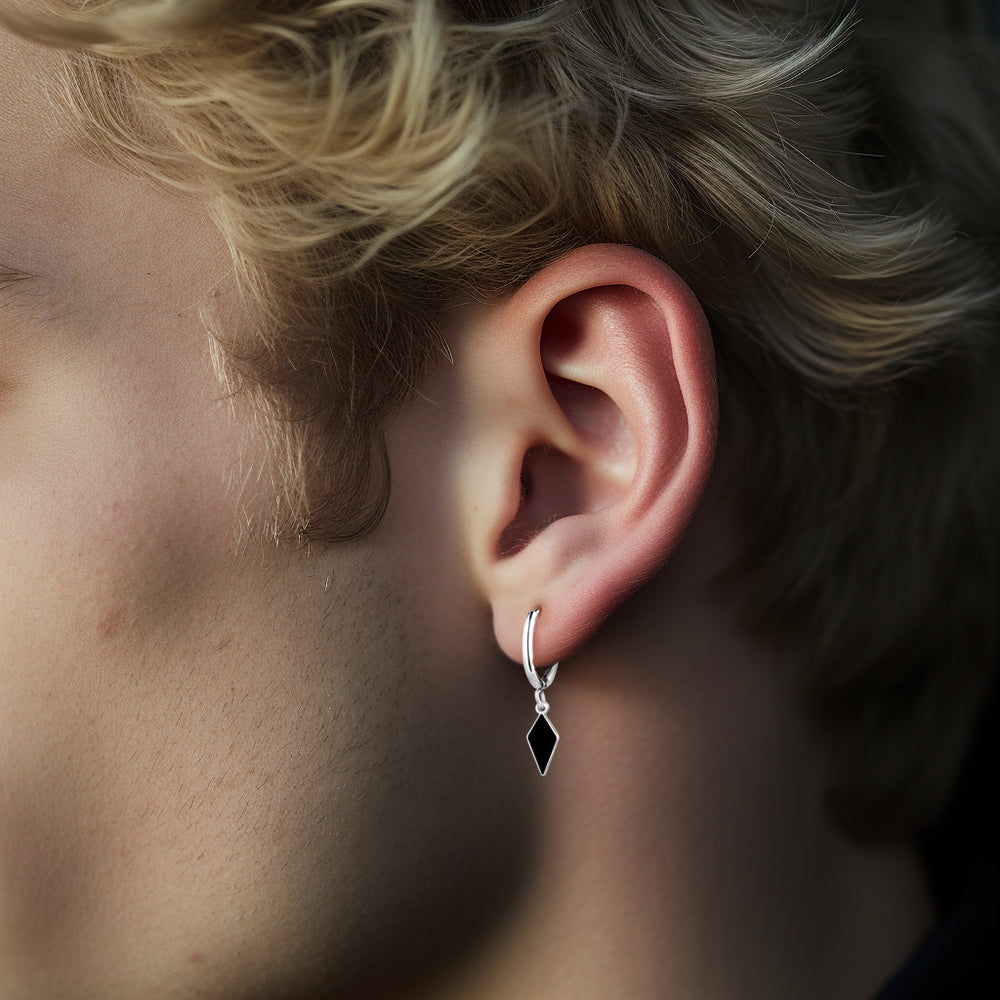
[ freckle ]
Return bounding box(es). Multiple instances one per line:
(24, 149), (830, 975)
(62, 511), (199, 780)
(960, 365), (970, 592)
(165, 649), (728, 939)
(98, 609), (122, 638)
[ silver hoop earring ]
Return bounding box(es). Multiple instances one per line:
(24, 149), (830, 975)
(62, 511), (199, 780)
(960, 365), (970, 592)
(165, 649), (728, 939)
(522, 608), (560, 775)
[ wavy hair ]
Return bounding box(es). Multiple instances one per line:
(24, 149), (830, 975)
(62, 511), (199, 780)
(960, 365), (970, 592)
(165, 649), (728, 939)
(4, 0), (1000, 839)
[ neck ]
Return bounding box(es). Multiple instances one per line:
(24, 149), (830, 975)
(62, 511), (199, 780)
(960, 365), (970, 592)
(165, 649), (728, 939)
(400, 481), (934, 1000)
(418, 629), (933, 1000)
(406, 527), (934, 1000)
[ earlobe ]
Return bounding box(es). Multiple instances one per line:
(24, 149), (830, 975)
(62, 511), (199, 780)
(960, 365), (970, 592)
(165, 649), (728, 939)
(454, 244), (717, 667)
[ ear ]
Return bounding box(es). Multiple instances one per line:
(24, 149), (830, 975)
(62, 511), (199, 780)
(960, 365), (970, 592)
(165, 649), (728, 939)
(452, 244), (717, 667)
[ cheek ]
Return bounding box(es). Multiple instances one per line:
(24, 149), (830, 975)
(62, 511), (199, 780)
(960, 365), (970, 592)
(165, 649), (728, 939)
(3, 332), (239, 642)
(0, 322), (244, 951)
(0, 313), (244, 710)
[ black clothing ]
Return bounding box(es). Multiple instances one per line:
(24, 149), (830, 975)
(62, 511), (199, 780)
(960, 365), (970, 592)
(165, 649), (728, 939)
(871, 863), (1000, 999)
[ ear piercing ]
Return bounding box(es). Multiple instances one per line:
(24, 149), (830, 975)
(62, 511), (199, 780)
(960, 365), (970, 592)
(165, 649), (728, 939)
(522, 608), (559, 775)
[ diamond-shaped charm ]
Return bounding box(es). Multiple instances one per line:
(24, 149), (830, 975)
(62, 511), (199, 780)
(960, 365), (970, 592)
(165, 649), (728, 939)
(527, 713), (559, 775)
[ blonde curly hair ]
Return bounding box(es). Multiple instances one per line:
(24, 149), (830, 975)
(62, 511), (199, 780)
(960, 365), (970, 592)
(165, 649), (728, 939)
(4, 0), (999, 840)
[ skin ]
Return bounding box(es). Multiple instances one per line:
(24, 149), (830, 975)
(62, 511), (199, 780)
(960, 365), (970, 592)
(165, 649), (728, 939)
(0, 26), (531, 999)
(1, 23), (935, 1000)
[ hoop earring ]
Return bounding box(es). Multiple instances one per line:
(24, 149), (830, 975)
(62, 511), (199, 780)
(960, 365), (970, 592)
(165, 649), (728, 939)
(522, 608), (560, 775)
